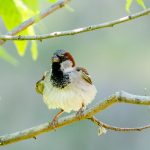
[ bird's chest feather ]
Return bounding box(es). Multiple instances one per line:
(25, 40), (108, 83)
(50, 62), (72, 88)
(42, 71), (97, 112)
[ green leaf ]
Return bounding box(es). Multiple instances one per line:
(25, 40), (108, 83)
(27, 27), (38, 60)
(0, 0), (28, 56)
(125, 0), (133, 13)
(0, 0), (23, 30)
(0, 0), (39, 59)
(125, 0), (146, 13)
(0, 46), (18, 65)
(136, 0), (146, 9)
(14, 40), (28, 56)
(31, 41), (38, 61)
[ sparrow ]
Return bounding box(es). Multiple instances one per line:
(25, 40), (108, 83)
(36, 50), (97, 125)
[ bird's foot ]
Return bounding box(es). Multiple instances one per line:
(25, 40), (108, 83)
(49, 109), (64, 129)
(76, 103), (85, 118)
(76, 107), (84, 119)
(49, 118), (58, 130)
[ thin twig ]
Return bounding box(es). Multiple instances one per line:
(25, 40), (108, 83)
(0, 0), (71, 44)
(0, 91), (150, 146)
(0, 8), (150, 41)
(89, 116), (150, 132)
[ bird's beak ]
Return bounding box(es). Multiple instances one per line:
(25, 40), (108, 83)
(52, 55), (60, 63)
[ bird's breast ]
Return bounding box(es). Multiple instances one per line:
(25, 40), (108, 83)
(43, 71), (97, 112)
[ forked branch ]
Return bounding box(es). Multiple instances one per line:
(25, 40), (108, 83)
(89, 116), (150, 132)
(0, 91), (150, 146)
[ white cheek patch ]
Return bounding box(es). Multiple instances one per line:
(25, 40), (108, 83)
(60, 60), (73, 73)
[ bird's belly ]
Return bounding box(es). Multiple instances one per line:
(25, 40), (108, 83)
(43, 82), (97, 113)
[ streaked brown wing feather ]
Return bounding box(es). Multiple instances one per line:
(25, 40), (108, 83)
(76, 67), (92, 84)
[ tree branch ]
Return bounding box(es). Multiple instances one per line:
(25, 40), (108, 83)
(0, 0), (71, 45)
(0, 91), (150, 146)
(89, 116), (150, 132)
(0, 8), (150, 41)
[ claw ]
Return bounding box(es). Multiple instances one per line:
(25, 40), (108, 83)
(49, 109), (64, 129)
(76, 103), (85, 119)
(76, 108), (84, 117)
(49, 118), (58, 129)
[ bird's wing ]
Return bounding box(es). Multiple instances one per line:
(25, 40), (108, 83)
(35, 72), (47, 95)
(76, 67), (92, 84)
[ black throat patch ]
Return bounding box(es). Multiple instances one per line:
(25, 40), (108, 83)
(50, 62), (70, 88)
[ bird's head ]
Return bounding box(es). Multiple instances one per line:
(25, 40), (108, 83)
(50, 50), (75, 88)
(52, 50), (75, 66)
(52, 50), (75, 72)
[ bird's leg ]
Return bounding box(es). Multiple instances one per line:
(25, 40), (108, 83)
(50, 109), (64, 127)
(76, 103), (85, 118)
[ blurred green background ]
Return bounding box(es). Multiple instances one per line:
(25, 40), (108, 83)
(0, 0), (150, 150)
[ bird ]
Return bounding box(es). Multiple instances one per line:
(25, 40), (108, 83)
(36, 50), (97, 126)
